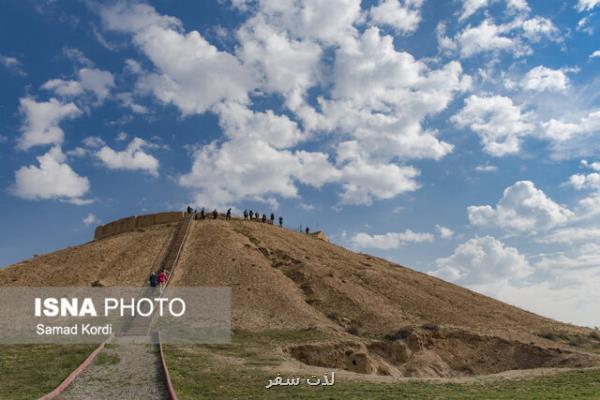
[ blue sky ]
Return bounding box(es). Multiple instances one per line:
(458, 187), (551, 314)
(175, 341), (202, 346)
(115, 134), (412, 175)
(1, 0), (600, 327)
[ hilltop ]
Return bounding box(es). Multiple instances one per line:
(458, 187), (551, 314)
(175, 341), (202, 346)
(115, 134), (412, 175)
(2, 214), (600, 378)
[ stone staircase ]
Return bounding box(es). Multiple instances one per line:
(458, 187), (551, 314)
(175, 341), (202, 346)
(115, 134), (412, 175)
(120, 215), (192, 337)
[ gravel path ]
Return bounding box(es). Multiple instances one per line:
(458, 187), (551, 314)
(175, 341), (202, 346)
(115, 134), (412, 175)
(60, 338), (168, 400)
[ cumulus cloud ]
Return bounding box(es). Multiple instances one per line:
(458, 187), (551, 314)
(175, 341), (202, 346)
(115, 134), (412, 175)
(0, 54), (26, 75)
(567, 161), (600, 192)
(351, 229), (434, 250)
(369, 0), (424, 34)
(541, 110), (600, 143)
(83, 213), (100, 226)
(96, 3), (473, 207)
(214, 102), (304, 149)
(456, 19), (515, 58)
(521, 17), (559, 42)
(42, 68), (115, 103)
(459, 0), (490, 21)
(17, 97), (81, 150)
(452, 95), (534, 157)
(519, 66), (570, 92)
(96, 137), (160, 176)
(12, 146), (90, 203)
(432, 236), (532, 285)
(467, 180), (574, 232)
(590, 50), (600, 59)
(100, 3), (255, 115)
(179, 139), (340, 208)
(448, 15), (558, 58)
(577, 0), (600, 12)
(337, 154), (421, 205)
(506, 0), (529, 12)
(436, 225), (455, 238)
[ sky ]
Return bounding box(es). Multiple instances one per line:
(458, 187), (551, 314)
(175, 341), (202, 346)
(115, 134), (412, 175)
(1, 0), (600, 327)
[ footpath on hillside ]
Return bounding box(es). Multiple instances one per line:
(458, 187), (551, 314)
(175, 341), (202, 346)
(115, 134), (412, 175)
(60, 339), (167, 400)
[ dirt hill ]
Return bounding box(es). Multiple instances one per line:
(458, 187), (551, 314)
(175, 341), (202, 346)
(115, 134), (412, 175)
(2, 216), (600, 378)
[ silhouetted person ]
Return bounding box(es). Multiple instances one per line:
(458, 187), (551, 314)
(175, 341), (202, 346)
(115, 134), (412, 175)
(249, 210), (254, 220)
(213, 209), (218, 219)
(226, 208), (232, 220)
(200, 208), (205, 219)
(243, 210), (248, 220)
(305, 227), (310, 234)
(186, 206), (193, 214)
(270, 213), (275, 224)
(262, 213), (267, 223)
(278, 216), (283, 227)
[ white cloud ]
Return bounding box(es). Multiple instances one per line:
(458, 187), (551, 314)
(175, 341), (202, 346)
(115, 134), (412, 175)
(78, 68), (115, 102)
(459, 0), (490, 21)
(338, 155), (420, 205)
(521, 17), (559, 42)
(235, 12), (323, 108)
(577, 0), (600, 12)
(12, 146), (90, 203)
(17, 97), (81, 150)
(452, 95), (534, 157)
(319, 27), (469, 163)
(590, 50), (600, 59)
(82, 136), (106, 148)
(179, 139), (340, 209)
(62, 48), (94, 67)
(468, 180), (574, 232)
(436, 224), (455, 238)
(41, 68), (115, 103)
(214, 102), (304, 149)
(475, 163), (497, 172)
(0, 54), (26, 75)
(519, 66), (569, 92)
(115, 92), (148, 114)
(433, 234), (600, 327)
(506, 0), (529, 12)
(83, 213), (100, 226)
(100, 3), (255, 115)
(456, 19), (515, 58)
(541, 227), (600, 244)
(96, 137), (160, 176)
(581, 159), (600, 171)
(541, 110), (600, 142)
(66, 147), (87, 158)
(41, 79), (84, 97)
(351, 229), (434, 249)
(369, 0), (424, 34)
(568, 172), (600, 191)
(432, 236), (532, 285)
(99, 2), (471, 207)
(246, 0), (362, 47)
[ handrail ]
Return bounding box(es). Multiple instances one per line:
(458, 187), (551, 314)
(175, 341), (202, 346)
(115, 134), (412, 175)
(157, 332), (179, 400)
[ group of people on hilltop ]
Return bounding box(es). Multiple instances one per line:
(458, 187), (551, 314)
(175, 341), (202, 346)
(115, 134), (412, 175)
(243, 210), (283, 227)
(185, 205), (317, 237)
(186, 206), (285, 228)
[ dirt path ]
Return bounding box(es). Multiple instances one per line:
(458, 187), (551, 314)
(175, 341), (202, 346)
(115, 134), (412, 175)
(60, 338), (168, 400)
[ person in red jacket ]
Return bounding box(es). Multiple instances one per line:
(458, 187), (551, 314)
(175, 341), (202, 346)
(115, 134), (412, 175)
(158, 269), (168, 290)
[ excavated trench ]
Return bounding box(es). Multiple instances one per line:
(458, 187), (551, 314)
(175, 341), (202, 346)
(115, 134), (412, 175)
(287, 326), (598, 378)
